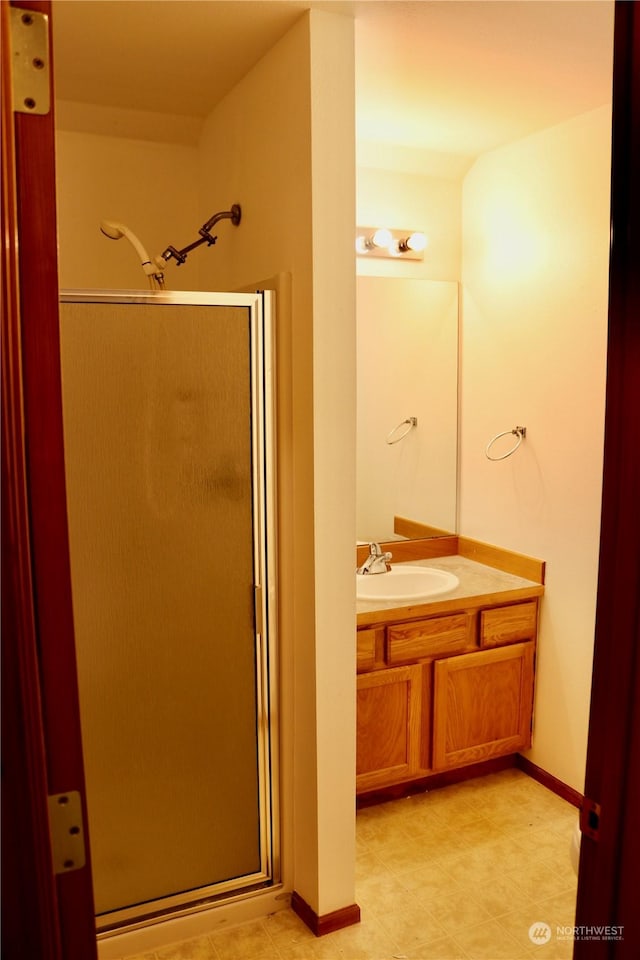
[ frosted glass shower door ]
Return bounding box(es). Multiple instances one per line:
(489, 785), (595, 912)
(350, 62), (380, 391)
(59, 291), (276, 925)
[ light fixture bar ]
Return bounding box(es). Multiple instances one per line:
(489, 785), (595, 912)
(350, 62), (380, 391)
(355, 226), (427, 261)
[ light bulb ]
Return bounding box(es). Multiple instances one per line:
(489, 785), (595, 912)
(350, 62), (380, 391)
(371, 228), (393, 249)
(355, 235), (369, 255)
(405, 232), (427, 252)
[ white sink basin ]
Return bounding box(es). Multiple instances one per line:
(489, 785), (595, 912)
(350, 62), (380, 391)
(356, 565), (459, 602)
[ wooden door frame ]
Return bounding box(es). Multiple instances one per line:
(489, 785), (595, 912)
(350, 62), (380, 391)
(2, 5), (60, 957)
(574, 4), (640, 956)
(1, 2), (97, 957)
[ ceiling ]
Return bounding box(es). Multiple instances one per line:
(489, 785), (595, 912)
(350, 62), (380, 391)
(51, 0), (615, 160)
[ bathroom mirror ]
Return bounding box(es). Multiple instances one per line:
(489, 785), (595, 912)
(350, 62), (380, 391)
(356, 276), (458, 543)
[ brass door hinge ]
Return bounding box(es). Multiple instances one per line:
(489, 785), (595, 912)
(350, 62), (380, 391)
(9, 7), (50, 115)
(580, 796), (601, 841)
(47, 791), (86, 874)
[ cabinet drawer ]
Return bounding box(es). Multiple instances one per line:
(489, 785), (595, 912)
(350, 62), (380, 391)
(357, 629), (377, 673)
(386, 613), (475, 665)
(480, 601), (537, 647)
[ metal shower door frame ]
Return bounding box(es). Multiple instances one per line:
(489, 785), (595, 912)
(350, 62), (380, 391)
(60, 288), (279, 933)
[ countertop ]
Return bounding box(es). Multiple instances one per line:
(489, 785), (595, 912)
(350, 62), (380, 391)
(356, 554), (544, 627)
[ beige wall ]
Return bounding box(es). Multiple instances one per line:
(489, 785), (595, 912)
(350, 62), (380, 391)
(198, 8), (356, 915)
(55, 123), (202, 291)
(308, 8), (357, 915)
(460, 105), (612, 791)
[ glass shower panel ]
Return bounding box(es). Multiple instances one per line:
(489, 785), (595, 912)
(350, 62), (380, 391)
(60, 299), (265, 917)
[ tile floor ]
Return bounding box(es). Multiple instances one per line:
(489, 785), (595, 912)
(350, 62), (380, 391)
(122, 769), (579, 960)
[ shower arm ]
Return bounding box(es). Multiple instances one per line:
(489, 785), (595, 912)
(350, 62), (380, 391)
(161, 204), (241, 266)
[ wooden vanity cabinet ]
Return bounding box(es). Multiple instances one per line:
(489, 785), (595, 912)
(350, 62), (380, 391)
(356, 598), (538, 794)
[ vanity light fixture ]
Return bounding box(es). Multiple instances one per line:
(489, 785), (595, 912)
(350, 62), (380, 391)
(355, 226), (428, 260)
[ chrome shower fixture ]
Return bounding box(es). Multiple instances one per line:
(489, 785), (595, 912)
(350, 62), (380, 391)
(161, 204), (242, 267)
(100, 220), (167, 289)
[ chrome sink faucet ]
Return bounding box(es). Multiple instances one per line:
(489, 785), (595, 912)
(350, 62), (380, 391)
(356, 542), (392, 575)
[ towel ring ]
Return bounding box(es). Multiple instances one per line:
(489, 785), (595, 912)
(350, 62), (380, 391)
(485, 425), (527, 461)
(386, 417), (418, 445)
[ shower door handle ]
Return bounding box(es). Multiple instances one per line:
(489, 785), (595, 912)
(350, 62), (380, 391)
(254, 584), (264, 636)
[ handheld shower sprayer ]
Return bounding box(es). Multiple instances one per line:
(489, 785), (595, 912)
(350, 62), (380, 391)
(100, 221), (166, 289)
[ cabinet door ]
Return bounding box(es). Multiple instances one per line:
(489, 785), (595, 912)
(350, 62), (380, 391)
(356, 664), (424, 793)
(433, 642), (534, 771)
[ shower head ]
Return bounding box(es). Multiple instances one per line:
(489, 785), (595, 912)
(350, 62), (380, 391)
(100, 220), (166, 284)
(100, 220), (126, 240)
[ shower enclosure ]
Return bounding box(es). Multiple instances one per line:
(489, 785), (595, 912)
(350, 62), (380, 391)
(59, 290), (278, 932)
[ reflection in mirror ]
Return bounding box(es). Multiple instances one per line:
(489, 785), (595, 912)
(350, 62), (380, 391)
(356, 277), (458, 543)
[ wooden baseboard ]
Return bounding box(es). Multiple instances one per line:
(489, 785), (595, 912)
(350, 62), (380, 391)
(356, 755), (582, 812)
(291, 891), (361, 938)
(516, 754), (583, 808)
(356, 755), (516, 808)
